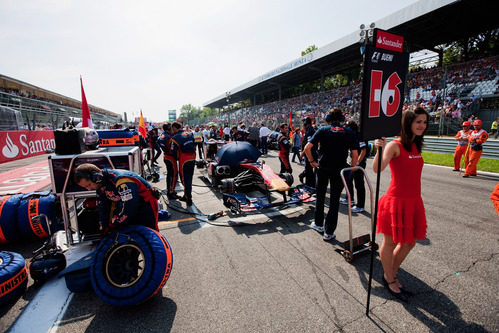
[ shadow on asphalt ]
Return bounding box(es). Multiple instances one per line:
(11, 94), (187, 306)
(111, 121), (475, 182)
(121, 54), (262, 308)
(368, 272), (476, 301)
(348, 253), (487, 332)
(62, 292), (177, 332)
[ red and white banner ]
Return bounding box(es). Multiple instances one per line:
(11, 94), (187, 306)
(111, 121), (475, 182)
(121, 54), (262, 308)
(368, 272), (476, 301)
(0, 131), (55, 164)
(375, 29), (404, 53)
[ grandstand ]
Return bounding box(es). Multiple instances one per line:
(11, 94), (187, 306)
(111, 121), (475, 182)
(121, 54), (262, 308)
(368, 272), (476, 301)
(0, 74), (121, 129)
(202, 0), (498, 135)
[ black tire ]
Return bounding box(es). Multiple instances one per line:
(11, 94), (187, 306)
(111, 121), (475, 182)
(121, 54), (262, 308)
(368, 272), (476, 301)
(0, 251), (28, 306)
(90, 225), (173, 306)
(0, 195), (22, 244)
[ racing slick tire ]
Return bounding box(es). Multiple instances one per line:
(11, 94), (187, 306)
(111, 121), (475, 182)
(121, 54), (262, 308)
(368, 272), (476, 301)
(90, 225), (173, 306)
(0, 251), (28, 306)
(280, 172), (294, 187)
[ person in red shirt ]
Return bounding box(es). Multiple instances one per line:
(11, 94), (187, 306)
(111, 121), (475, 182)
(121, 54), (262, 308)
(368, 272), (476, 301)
(463, 119), (488, 177)
(373, 107), (429, 302)
(453, 121), (472, 171)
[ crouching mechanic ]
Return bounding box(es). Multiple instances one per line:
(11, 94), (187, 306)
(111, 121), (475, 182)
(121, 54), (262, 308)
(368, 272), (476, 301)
(75, 163), (160, 231)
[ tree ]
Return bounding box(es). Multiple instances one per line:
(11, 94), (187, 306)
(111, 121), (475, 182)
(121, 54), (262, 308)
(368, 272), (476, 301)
(301, 45), (318, 56)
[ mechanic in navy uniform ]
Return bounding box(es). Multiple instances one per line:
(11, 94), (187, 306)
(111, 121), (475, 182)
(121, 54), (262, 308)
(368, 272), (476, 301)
(231, 125), (247, 141)
(170, 122), (196, 206)
(158, 122), (180, 200)
(299, 117), (317, 187)
(75, 163), (159, 231)
(278, 123), (292, 174)
(303, 108), (358, 241)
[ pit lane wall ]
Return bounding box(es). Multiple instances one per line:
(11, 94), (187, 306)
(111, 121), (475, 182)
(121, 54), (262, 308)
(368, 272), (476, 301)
(0, 131), (55, 164)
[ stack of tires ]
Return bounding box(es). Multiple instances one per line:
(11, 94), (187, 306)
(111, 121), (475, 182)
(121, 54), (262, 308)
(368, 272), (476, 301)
(90, 225), (173, 306)
(0, 191), (59, 244)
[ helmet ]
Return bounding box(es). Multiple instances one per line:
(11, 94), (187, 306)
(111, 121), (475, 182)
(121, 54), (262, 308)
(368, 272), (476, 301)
(84, 130), (99, 148)
(462, 121), (471, 126)
(472, 119), (482, 126)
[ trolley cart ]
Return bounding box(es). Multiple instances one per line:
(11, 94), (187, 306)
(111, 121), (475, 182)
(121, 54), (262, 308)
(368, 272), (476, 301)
(339, 166), (377, 262)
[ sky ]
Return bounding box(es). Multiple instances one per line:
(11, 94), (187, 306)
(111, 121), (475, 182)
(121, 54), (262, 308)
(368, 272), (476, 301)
(0, 0), (418, 122)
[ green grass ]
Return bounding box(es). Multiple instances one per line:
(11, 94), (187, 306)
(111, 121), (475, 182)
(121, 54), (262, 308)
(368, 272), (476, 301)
(421, 152), (499, 173)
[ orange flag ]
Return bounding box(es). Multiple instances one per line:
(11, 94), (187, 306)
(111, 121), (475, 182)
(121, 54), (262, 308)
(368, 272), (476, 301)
(138, 109), (147, 138)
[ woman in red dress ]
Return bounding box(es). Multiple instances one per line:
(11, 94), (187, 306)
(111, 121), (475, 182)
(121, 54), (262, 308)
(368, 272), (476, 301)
(373, 107), (429, 302)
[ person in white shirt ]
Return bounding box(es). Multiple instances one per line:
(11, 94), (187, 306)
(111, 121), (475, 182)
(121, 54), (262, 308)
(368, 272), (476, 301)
(223, 124), (231, 141)
(259, 123), (271, 155)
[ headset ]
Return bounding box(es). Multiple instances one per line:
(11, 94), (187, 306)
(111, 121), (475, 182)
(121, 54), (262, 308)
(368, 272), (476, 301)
(75, 169), (103, 184)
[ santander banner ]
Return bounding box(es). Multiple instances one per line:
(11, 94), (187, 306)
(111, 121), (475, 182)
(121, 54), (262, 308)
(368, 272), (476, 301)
(375, 29), (404, 53)
(0, 131), (55, 164)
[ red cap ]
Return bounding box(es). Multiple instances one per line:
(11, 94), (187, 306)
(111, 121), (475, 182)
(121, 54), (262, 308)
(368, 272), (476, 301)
(473, 119), (482, 126)
(462, 121), (471, 126)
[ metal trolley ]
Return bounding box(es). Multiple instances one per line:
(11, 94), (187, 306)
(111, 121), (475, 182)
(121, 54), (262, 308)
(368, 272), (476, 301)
(339, 166), (377, 262)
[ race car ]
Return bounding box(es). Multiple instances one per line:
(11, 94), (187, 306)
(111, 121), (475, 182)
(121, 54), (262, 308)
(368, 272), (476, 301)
(199, 141), (315, 213)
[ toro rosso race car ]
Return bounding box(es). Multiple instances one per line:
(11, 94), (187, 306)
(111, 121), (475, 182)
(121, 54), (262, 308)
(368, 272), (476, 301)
(199, 141), (315, 214)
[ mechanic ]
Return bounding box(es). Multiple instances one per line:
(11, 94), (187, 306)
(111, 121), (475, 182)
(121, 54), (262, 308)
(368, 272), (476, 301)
(299, 117), (316, 187)
(231, 125), (247, 141)
(277, 123), (292, 174)
(463, 118), (488, 178)
(452, 121), (472, 171)
(304, 108), (358, 241)
(74, 163), (159, 231)
(147, 127), (162, 166)
(158, 122), (180, 199)
(171, 121), (196, 206)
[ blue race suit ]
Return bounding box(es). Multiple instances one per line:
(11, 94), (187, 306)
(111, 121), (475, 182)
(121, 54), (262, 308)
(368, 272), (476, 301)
(98, 169), (159, 231)
(171, 130), (196, 200)
(158, 132), (178, 195)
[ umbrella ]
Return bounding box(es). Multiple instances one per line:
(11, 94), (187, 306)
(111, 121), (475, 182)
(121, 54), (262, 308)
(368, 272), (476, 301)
(215, 141), (261, 167)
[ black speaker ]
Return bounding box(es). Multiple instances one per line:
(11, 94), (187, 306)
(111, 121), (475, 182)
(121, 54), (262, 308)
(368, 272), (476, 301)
(54, 129), (86, 155)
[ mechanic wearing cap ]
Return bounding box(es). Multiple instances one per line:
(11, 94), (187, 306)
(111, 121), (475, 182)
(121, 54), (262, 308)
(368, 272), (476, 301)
(158, 122), (180, 199)
(463, 119), (488, 178)
(171, 122), (196, 205)
(278, 123), (292, 174)
(453, 121), (472, 171)
(299, 117), (316, 187)
(75, 163), (159, 231)
(304, 108), (358, 241)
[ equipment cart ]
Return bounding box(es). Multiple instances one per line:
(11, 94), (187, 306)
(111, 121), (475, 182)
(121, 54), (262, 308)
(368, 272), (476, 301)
(339, 166), (377, 262)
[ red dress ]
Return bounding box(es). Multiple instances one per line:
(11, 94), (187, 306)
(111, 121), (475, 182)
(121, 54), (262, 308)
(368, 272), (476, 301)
(377, 140), (427, 243)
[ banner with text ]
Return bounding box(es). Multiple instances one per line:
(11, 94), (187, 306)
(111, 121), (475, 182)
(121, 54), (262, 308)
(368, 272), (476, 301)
(359, 44), (409, 141)
(0, 131), (55, 164)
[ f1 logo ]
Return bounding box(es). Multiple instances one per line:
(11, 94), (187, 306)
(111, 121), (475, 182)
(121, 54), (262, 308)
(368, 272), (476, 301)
(368, 70), (402, 117)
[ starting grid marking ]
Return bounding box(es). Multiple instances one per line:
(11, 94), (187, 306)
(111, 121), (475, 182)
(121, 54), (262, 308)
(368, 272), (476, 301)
(0, 159), (51, 195)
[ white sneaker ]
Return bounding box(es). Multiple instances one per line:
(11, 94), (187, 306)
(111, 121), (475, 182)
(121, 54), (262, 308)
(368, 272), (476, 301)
(351, 206), (364, 213)
(323, 233), (336, 241)
(311, 222), (324, 233)
(340, 199), (355, 206)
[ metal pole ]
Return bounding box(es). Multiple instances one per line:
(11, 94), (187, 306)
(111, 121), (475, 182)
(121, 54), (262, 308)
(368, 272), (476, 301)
(366, 146), (382, 316)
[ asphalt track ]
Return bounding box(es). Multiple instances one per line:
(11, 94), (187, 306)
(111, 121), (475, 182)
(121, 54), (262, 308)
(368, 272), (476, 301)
(1, 149), (498, 333)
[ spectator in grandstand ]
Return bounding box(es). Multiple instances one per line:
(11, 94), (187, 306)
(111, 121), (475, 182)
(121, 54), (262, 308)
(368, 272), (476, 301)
(490, 117), (498, 139)
(453, 121), (472, 171)
(259, 122), (271, 155)
(291, 128), (302, 164)
(277, 123), (292, 174)
(340, 120), (367, 213)
(75, 163), (160, 231)
(372, 107), (429, 302)
(171, 122), (196, 206)
(463, 119), (488, 178)
(247, 122), (260, 148)
(299, 117), (316, 187)
(304, 108), (358, 242)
